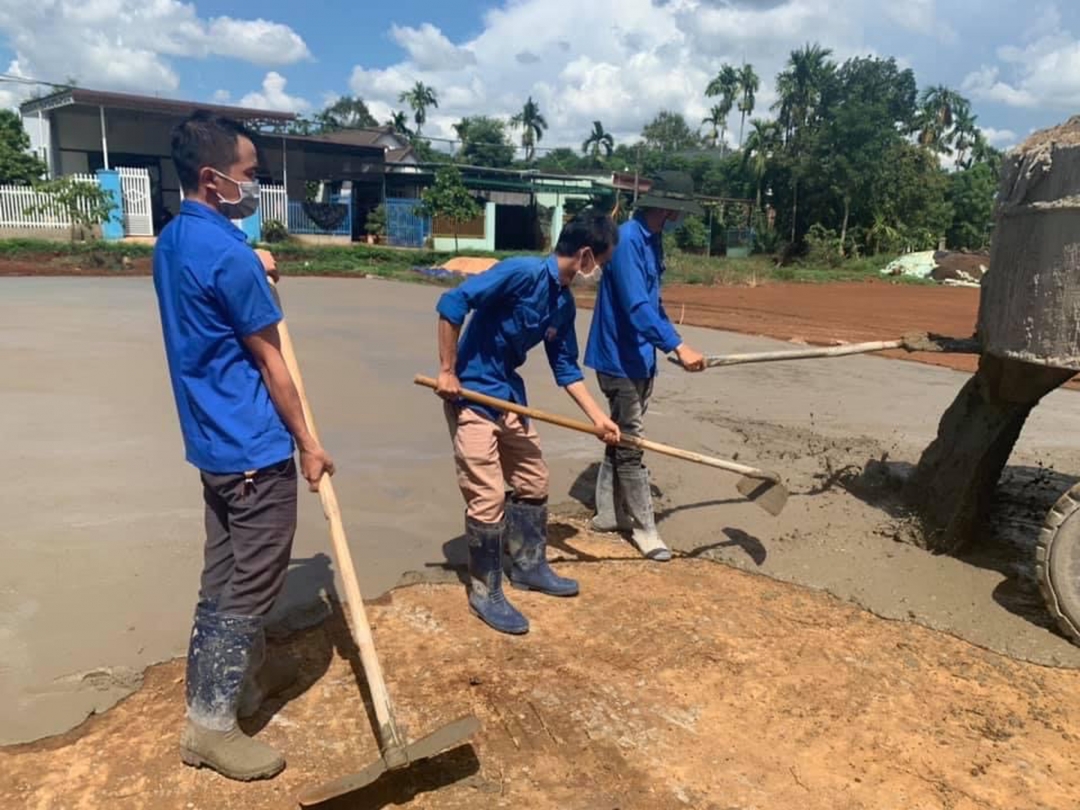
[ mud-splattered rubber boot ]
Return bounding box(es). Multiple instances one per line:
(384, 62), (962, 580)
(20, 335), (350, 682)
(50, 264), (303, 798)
(590, 457), (632, 533)
(238, 630), (299, 720)
(507, 500), (579, 597)
(180, 609), (285, 781)
(619, 465), (672, 562)
(466, 517), (529, 635)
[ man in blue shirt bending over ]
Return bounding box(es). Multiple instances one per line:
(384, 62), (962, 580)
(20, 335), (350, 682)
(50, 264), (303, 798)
(153, 112), (334, 781)
(432, 211), (622, 635)
(585, 172), (707, 562)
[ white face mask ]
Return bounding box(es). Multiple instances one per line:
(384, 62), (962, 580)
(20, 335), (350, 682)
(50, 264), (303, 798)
(577, 248), (602, 281)
(213, 170), (260, 220)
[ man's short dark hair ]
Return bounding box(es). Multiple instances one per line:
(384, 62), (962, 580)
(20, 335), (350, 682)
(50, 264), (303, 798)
(172, 111), (256, 193)
(555, 209), (619, 257)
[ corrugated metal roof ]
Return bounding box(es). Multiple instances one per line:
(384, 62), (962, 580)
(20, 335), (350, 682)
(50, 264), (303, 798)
(20, 88), (296, 122)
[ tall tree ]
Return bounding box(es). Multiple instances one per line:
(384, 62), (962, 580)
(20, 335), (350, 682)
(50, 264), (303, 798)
(701, 106), (726, 149)
(917, 85), (969, 155)
(950, 106), (979, 168)
(582, 120), (615, 162)
(774, 43), (836, 241)
(742, 118), (781, 211)
(705, 64), (740, 149)
(0, 110), (46, 184)
(455, 116), (515, 168)
(386, 110), (413, 138)
(510, 96), (548, 162)
(642, 111), (700, 153)
(315, 95), (378, 131)
(399, 82), (439, 136)
(736, 64), (760, 147)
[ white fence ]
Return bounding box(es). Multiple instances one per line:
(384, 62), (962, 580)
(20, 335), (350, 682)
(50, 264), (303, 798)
(0, 173), (98, 229)
(118, 167), (153, 236)
(261, 184), (287, 228)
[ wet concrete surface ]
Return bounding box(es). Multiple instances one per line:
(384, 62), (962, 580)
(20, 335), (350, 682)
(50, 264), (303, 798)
(4, 276), (1080, 745)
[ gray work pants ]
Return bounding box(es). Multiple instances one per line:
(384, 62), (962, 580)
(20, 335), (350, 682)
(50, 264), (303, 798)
(597, 372), (654, 469)
(198, 457), (298, 617)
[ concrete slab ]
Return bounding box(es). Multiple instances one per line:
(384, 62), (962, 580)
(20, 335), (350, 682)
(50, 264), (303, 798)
(4, 276), (1080, 745)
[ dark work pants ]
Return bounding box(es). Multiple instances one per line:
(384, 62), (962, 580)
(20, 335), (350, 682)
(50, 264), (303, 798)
(597, 373), (654, 469)
(198, 457), (298, 617)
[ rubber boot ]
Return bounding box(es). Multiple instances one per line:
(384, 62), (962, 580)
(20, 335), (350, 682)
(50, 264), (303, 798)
(506, 500), (579, 597)
(238, 629), (299, 720)
(590, 457), (631, 533)
(180, 609), (286, 781)
(619, 465), (672, 562)
(466, 517), (529, 635)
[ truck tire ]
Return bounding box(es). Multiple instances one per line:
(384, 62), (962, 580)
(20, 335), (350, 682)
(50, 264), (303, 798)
(1037, 483), (1080, 644)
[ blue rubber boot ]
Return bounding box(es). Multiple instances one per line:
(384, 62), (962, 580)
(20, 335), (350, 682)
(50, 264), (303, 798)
(180, 607), (286, 781)
(507, 500), (580, 597)
(466, 517), (529, 635)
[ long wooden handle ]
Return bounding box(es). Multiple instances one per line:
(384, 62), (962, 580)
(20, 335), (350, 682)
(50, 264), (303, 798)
(271, 287), (407, 762)
(670, 339), (905, 369)
(414, 375), (778, 483)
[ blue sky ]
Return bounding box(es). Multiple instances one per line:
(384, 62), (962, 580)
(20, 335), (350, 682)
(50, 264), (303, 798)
(2, 0), (1079, 155)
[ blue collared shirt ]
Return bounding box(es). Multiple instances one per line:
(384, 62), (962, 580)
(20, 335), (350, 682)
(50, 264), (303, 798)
(584, 215), (682, 379)
(153, 200), (294, 473)
(436, 254), (584, 419)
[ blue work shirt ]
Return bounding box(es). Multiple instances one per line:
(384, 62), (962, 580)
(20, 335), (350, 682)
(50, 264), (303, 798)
(436, 255), (584, 420)
(153, 200), (293, 474)
(585, 215), (682, 379)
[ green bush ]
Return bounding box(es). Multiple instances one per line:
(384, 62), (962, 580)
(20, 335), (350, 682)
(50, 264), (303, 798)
(674, 215), (709, 253)
(261, 219), (289, 243)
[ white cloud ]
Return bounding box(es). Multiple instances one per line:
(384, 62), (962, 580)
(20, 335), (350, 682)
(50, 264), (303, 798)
(239, 72), (310, 112)
(980, 126), (1018, 149)
(390, 23), (476, 71)
(206, 17), (311, 66)
(212, 89), (232, 103)
(883, 0), (956, 42)
(961, 4), (1080, 109)
(0, 1), (310, 97)
(346, 0), (973, 154)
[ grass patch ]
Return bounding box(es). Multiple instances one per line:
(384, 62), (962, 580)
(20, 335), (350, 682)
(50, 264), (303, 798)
(0, 237), (932, 287)
(663, 251), (932, 286)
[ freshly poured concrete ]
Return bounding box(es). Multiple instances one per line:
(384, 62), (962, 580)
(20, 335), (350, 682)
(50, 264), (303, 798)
(5, 276), (1080, 745)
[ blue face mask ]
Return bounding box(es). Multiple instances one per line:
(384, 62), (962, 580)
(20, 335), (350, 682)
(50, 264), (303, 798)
(663, 216), (682, 234)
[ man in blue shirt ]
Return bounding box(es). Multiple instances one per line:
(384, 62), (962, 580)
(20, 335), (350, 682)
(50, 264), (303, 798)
(585, 172), (707, 561)
(153, 112), (334, 781)
(433, 212), (621, 635)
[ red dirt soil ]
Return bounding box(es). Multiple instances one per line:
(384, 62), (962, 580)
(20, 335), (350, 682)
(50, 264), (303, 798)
(655, 281), (983, 375)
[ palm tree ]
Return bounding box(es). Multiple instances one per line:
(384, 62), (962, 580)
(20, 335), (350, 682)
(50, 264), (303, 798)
(398, 81), (439, 136)
(582, 120), (615, 162)
(773, 43), (835, 241)
(918, 85), (969, 155)
(386, 110), (413, 138)
(705, 64), (740, 150)
(510, 96), (548, 162)
(701, 106), (726, 149)
(736, 64), (759, 147)
(742, 119), (781, 211)
(951, 106), (978, 168)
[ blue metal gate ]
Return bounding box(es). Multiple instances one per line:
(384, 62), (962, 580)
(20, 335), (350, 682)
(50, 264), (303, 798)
(385, 197), (431, 248)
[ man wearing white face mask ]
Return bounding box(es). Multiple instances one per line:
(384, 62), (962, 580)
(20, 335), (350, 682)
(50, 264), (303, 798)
(153, 111), (334, 781)
(584, 171), (707, 562)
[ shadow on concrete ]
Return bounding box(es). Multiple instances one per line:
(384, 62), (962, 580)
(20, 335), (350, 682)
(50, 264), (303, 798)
(240, 553), (353, 736)
(308, 744), (482, 809)
(682, 527), (768, 567)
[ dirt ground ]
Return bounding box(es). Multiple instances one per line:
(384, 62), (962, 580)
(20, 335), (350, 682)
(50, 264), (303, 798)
(4, 527), (1080, 810)
(7, 275), (1080, 809)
